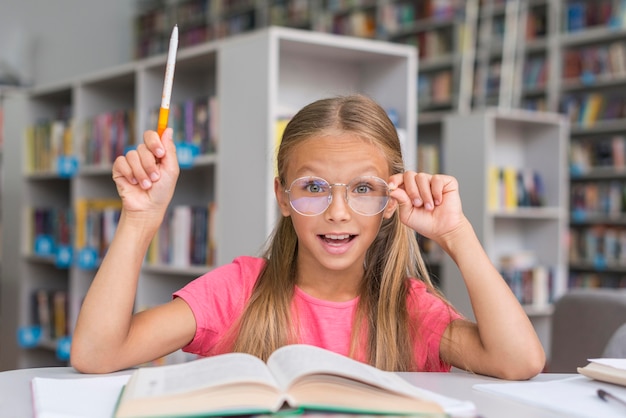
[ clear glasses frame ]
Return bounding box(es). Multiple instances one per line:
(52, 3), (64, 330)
(284, 175), (390, 216)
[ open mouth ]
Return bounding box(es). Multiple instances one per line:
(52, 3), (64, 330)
(320, 234), (355, 244)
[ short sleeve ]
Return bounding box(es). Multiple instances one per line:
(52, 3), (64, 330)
(173, 256), (265, 356)
(407, 279), (463, 371)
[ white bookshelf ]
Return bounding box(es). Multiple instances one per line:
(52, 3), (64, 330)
(441, 108), (569, 359)
(1, 27), (416, 369)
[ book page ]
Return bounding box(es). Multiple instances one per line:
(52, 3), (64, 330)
(125, 352), (279, 399)
(267, 344), (432, 398)
(588, 358), (626, 370)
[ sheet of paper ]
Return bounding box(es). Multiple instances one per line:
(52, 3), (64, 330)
(31, 374), (130, 418)
(589, 358), (626, 371)
(474, 375), (626, 418)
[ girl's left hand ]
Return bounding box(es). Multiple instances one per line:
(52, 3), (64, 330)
(388, 172), (466, 241)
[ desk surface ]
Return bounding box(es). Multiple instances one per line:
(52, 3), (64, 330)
(0, 366), (575, 418)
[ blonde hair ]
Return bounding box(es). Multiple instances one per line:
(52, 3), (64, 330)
(228, 94), (445, 371)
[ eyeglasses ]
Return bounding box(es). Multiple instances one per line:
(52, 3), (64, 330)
(285, 176), (390, 216)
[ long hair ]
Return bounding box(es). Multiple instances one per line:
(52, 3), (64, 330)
(228, 94), (443, 370)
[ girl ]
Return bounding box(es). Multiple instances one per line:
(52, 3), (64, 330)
(71, 95), (545, 379)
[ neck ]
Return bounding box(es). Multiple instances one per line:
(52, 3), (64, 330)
(295, 258), (364, 302)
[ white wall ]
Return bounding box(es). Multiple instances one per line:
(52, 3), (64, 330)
(0, 0), (136, 86)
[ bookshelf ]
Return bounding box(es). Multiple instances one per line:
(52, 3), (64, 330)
(1, 27), (416, 369)
(441, 108), (569, 358)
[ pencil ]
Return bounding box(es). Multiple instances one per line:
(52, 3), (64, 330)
(157, 25), (179, 137)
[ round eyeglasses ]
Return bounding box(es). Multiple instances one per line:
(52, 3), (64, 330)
(285, 176), (390, 216)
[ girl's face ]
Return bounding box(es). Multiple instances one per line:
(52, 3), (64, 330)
(275, 133), (397, 283)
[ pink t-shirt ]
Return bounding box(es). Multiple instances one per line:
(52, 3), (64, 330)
(173, 256), (460, 372)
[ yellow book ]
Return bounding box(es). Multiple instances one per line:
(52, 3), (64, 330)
(74, 198), (122, 249)
(502, 166), (518, 210)
(488, 166), (500, 210)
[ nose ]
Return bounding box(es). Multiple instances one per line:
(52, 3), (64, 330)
(325, 184), (351, 221)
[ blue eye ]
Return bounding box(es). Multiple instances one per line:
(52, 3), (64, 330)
(353, 182), (373, 194)
(303, 179), (328, 194)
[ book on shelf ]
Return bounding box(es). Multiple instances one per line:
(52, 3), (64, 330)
(146, 203), (215, 267)
(30, 289), (68, 342)
(74, 198), (123, 265)
(499, 251), (553, 308)
(113, 344), (476, 418)
(488, 166), (545, 211)
(578, 358), (626, 387)
(148, 95), (218, 155)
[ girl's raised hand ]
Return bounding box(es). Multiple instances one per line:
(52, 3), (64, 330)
(388, 172), (466, 243)
(112, 128), (180, 223)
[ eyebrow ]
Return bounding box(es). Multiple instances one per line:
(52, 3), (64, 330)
(293, 165), (383, 178)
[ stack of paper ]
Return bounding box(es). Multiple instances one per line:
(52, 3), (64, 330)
(577, 358), (626, 387)
(474, 364), (626, 418)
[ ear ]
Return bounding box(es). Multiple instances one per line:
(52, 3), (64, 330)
(275, 177), (291, 216)
(382, 198), (397, 219)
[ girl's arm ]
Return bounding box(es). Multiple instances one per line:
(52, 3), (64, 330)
(388, 172), (545, 380)
(71, 129), (197, 373)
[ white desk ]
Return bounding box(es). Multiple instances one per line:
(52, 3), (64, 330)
(0, 366), (575, 417)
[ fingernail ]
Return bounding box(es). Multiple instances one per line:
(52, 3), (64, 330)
(155, 148), (165, 157)
(150, 172), (159, 181)
(413, 199), (422, 207)
(131, 177), (138, 185)
(142, 179), (152, 189)
(425, 202), (434, 210)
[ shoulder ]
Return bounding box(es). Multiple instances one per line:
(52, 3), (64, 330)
(406, 278), (458, 317)
(175, 256), (266, 297)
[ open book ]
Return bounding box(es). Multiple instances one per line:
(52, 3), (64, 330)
(577, 358), (626, 387)
(114, 344), (476, 418)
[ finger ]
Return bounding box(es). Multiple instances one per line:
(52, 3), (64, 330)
(429, 174), (446, 206)
(158, 128), (179, 174)
(125, 148), (153, 190)
(415, 172), (435, 210)
(112, 155), (138, 186)
(143, 130), (166, 159)
(402, 171), (423, 208)
(138, 142), (160, 184)
(387, 172), (405, 191)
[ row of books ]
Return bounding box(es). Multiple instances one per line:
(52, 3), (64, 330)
(565, 0), (618, 32)
(418, 69), (452, 107)
(408, 29), (453, 61)
(147, 203), (217, 268)
(30, 288), (68, 342)
(25, 95), (218, 175)
(562, 41), (626, 82)
(24, 119), (73, 174)
(314, 8), (377, 38)
(148, 95), (219, 156)
(74, 199), (122, 267)
(378, 0), (459, 34)
(570, 135), (626, 175)
(569, 225), (626, 268)
(28, 207), (73, 258)
(498, 251), (554, 308)
(570, 181), (626, 219)
(134, 0), (258, 58)
(560, 93), (626, 128)
(569, 272), (626, 289)
(269, 0), (312, 27)
(488, 166), (545, 211)
(83, 109), (137, 167)
(27, 200), (219, 270)
(522, 55), (547, 90)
